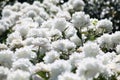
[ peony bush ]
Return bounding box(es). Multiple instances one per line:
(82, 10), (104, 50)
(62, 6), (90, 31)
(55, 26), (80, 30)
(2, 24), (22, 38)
(0, 0), (120, 80)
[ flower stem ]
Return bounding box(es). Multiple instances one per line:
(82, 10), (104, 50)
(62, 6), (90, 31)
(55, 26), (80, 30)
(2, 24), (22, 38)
(76, 28), (83, 46)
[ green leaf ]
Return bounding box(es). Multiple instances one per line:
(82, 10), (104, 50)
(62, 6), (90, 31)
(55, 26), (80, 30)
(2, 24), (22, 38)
(37, 71), (49, 80)
(0, 28), (12, 43)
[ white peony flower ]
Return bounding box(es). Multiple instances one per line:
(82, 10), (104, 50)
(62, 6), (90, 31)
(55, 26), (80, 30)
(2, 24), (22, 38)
(32, 38), (50, 47)
(111, 31), (120, 45)
(14, 24), (30, 37)
(43, 50), (60, 63)
(116, 44), (120, 54)
(112, 54), (120, 63)
(10, 39), (24, 49)
(31, 62), (50, 73)
(53, 18), (67, 32)
(72, 11), (90, 29)
(76, 58), (104, 79)
(58, 72), (81, 80)
(2, 9), (13, 18)
(49, 60), (72, 80)
(0, 50), (15, 68)
(6, 31), (22, 44)
(48, 29), (62, 39)
(109, 55), (120, 73)
(56, 11), (71, 20)
(7, 70), (30, 80)
(62, 2), (73, 11)
(23, 37), (34, 46)
(39, 10), (49, 20)
(97, 52), (116, 65)
(3, 12), (20, 25)
(96, 19), (113, 32)
(49, 4), (61, 14)
(27, 28), (47, 38)
(83, 41), (100, 57)
(34, 16), (44, 26)
(15, 18), (34, 26)
(21, 2), (30, 9)
(63, 39), (76, 51)
(69, 0), (85, 11)
(12, 58), (33, 71)
(0, 43), (8, 50)
(3, 5), (12, 10)
(97, 33), (113, 49)
(52, 39), (76, 52)
(69, 52), (84, 68)
(41, 19), (53, 29)
(33, 1), (42, 7)
(11, 2), (21, 11)
(0, 19), (12, 30)
(21, 5), (39, 16)
(15, 46), (36, 60)
(0, 66), (10, 80)
(26, 10), (37, 18)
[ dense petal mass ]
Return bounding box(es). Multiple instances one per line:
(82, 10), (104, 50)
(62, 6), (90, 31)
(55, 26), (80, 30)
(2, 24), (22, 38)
(0, 0), (119, 80)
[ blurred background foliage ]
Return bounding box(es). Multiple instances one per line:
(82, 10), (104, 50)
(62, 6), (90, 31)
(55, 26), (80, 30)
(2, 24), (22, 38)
(0, 0), (120, 32)
(83, 0), (120, 32)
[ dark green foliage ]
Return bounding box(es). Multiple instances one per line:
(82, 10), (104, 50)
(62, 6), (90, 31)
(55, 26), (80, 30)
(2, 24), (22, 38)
(83, 0), (120, 32)
(17, 0), (43, 3)
(37, 71), (49, 80)
(0, 28), (12, 43)
(94, 74), (117, 80)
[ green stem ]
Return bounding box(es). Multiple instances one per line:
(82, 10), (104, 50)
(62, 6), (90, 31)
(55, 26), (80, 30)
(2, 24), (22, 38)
(36, 46), (41, 63)
(76, 28), (83, 46)
(62, 31), (65, 39)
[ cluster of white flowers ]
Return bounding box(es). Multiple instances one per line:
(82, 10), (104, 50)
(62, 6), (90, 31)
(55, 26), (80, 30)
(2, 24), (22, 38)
(0, 0), (120, 80)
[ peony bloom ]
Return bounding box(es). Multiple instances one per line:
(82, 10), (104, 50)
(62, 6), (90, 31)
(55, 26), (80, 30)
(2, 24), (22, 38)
(72, 11), (90, 29)
(0, 50), (15, 68)
(15, 46), (36, 60)
(32, 38), (50, 47)
(83, 41), (100, 57)
(6, 31), (22, 44)
(7, 70), (30, 80)
(97, 33), (113, 49)
(43, 50), (60, 63)
(12, 58), (33, 71)
(27, 28), (48, 38)
(111, 31), (120, 45)
(52, 39), (76, 52)
(49, 60), (72, 80)
(116, 45), (120, 54)
(53, 18), (67, 32)
(69, 52), (84, 68)
(69, 0), (85, 11)
(0, 66), (10, 80)
(96, 19), (113, 32)
(76, 58), (104, 79)
(58, 72), (81, 80)
(2, 9), (13, 18)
